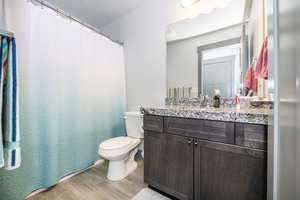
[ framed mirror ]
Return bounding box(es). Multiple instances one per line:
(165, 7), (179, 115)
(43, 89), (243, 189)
(166, 0), (267, 99)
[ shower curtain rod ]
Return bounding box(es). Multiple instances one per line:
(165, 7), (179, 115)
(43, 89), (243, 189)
(0, 28), (14, 38)
(30, 0), (124, 45)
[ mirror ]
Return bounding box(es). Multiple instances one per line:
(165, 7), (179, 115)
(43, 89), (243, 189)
(166, 0), (268, 98)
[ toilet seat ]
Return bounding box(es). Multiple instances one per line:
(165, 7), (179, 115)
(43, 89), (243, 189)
(99, 136), (140, 159)
(100, 137), (132, 150)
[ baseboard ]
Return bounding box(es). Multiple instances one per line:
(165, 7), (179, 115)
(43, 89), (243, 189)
(59, 159), (105, 183)
(25, 159), (105, 199)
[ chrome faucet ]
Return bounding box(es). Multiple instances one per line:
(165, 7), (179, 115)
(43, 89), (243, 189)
(200, 95), (210, 108)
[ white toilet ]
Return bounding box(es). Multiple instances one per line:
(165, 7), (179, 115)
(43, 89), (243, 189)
(98, 111), (144, 181)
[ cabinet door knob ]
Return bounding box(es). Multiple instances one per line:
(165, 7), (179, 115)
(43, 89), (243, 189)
(194, 140), (198, 146)
(188, 139), (193, 145)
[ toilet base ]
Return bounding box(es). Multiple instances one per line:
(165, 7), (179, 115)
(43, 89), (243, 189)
(126, 160), (138, 177)
(107, 148), (139, 181)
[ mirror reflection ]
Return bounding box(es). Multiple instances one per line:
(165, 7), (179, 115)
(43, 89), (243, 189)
(166, 0), (268, 99)
(200, 39), (242, 98)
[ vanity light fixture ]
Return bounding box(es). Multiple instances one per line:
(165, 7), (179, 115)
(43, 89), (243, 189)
(180, 0), (200, 8)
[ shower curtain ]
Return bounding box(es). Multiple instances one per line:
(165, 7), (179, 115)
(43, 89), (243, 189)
(0, 1), (126, 200)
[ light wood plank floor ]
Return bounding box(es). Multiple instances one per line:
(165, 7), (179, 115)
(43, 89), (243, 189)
(27, 158), (146, 200)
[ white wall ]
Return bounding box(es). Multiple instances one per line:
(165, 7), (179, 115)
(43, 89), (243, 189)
(103, 1), (170, 111)
(102, 0), (244, 111)
(0, 0), (7, 27)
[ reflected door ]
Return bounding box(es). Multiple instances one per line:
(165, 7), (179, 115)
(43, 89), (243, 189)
(202, 55), (235, 97)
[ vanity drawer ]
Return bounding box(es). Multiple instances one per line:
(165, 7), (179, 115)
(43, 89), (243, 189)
(235, 123), (268, 150)
(164, 117), (235, 144)
(143, 115), (164, 133)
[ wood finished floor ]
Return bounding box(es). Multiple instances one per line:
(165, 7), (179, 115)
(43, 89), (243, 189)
(27, 158), (146, 200)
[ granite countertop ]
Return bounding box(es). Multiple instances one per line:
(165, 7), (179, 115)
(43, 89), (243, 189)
(140, 105), (270, 125)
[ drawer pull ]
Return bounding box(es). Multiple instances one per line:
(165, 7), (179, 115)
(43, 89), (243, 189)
(188, 139), (193, 145)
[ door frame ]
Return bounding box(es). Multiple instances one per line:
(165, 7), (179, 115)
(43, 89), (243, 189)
(197, 37), (241, 97)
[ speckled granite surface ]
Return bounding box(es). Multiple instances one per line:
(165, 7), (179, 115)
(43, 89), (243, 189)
(165, 97), (235, 107)
(140, 105), (269, 125)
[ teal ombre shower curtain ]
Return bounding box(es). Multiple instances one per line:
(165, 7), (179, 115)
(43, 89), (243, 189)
(0, 1), (126, 200)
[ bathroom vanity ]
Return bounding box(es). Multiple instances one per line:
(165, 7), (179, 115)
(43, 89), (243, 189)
(148, 0), (270, 198)
(141, 106), (268, 200)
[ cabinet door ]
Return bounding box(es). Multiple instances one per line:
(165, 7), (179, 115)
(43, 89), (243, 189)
(194, 140), (267, 200)
(164, 134), (194, 200)
(144, 131), (166, 188)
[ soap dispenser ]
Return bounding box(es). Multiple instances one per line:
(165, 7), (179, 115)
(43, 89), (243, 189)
(213, 89), (221, 108)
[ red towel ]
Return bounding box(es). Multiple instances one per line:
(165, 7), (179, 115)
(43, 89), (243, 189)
(255, 38), (268, 79)
(244, 67), (257, 92)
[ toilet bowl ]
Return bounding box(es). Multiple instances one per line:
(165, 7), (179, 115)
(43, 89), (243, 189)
(98, 112), (143, 181)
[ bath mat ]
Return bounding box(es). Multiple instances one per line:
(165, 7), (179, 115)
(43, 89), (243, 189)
(132, 188), (170, 200)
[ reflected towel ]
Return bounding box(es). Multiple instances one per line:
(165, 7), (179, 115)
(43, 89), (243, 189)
(255, 38), (268, 79)
(244, 67), (257, 92)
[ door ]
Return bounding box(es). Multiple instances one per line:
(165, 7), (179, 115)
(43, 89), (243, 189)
(202, 56), (235, 97)
(164, 134), (194, 200)
(194, 140), (267, 200)
(144, 131), (166, 188)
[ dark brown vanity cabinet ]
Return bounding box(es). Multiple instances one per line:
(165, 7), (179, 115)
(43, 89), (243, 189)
(144, 115), (268, 200)
(144, 131), (194, 200)
(164, 134), (194, 200)
(194, 140), (267, 200)
(144, 131), (166, 189)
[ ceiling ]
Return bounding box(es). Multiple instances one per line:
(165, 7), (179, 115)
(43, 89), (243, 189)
(44, 0), (144, 28)
(167, 0), (246, 41)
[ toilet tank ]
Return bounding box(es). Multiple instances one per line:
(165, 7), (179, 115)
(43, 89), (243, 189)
(124, 111), (144, 139)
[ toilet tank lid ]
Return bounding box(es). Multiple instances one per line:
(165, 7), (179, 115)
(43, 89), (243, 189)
(125, 111), (143, 117)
